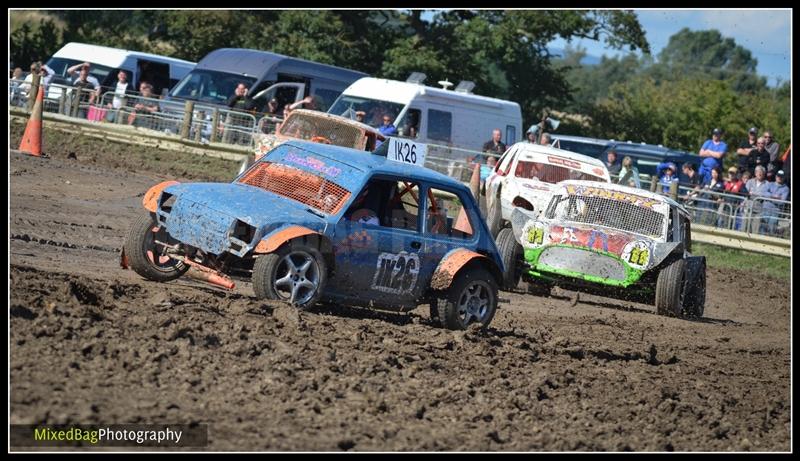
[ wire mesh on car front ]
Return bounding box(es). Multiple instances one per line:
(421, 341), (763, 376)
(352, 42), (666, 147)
(238, 162), (351, 215)
(548, 195), (666, 238)
(279, 114), (364, 149)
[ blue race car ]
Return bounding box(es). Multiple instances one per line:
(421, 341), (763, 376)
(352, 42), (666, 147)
(122, 140), (504, 330)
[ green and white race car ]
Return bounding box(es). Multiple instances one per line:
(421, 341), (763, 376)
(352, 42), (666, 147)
(496, 180), (706, 318)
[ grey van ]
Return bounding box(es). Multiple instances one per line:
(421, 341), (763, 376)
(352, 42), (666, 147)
(168, 48), (367, 115)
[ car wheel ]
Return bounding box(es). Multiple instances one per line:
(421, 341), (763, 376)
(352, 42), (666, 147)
(252, 241), (326, 308)
(486, 197), (502, 238)
(495, 227), (522, 290)
(124, 212), (188, 282)
(655, 259), (686, 317)
(434, 268), (498, 330)
(684, 266), (706, 318)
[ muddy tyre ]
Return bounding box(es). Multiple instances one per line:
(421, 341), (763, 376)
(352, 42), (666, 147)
(125, 212), (188, 282)
(252, 241), (326, 309)
(684, 266), (706, 318)
(486, 198), (502, 238)
(435, 268), (498, 330)
(655, 259), (686, 317)
(495, 227), (522, 290)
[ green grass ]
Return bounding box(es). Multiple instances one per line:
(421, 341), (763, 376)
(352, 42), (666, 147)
(693, 242), (790, 281)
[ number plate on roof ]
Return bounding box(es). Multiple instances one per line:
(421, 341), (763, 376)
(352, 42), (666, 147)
(387, 137), (427, 167)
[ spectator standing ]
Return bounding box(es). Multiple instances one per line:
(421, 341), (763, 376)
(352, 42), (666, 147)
(744, 165), (772, 233)
(9, 67), (24, 106)
(539, 132), (552, 146)
(746, 137), (771, 175)
(617, 156), (641, 188)
(479, 128), (506, 164)
(763, 130), (781, 169)
(681, 163), (703, 204)
(761, 170), (789, 235)
(603, 149), (622, 177)
(736, 127), (758, 173)
(67, 62), (100, 118)
(266, 98), (280, 115)
(699, 167), (725, 225)
(102, 70), (135, 122)
(698, 128), (728, 184)
(226, 83), (258, 112)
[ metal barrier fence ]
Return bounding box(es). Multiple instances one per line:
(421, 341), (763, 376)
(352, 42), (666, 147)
(10, 77), (791, 242)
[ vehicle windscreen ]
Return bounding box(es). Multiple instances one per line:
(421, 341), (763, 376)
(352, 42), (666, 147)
(514, 160), (606, 183)
(328, 95), (405, 129)
(545, 192), (666, 239)
(170, 69), (256, 104)
(279, 114), (364, 149)
(45, 57), (114, 84)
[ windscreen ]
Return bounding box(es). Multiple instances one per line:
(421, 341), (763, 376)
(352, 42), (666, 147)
(514, 160), (606, 184)
(328, 95), (405, 129)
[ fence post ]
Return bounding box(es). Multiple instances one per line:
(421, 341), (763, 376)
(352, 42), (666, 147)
(649, 175), (658, 193)
(180, 100), (194, 139)
(27, 63), (41, 111)
(669, 181), (679, 201)
(58, 90), (67, 114)
(71, 90), (81, 118)
(194, 110), (205, 143)
(221, 112), (232, 144)
(210, 108), (220, 143)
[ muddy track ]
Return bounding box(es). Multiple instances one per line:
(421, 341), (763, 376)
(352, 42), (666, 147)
(9, 150), (790, 451)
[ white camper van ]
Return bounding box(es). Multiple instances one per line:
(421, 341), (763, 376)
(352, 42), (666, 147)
(328, 75), (522, 154)
(43, 42), (196, 97)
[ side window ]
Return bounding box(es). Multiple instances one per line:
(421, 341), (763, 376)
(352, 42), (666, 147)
(505, 125), (516, 145)
(344, 178), (419, 232)
(137, 60), (171, 96)
(498, 150), (515, 175)
(427, 109), (452, 143)
(397, 108), (421, 139)
(425, 187), (474, 239)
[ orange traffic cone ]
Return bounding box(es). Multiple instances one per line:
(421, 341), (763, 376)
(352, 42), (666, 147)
(469, 162), (481, 200)
(18, 86), (44, 157)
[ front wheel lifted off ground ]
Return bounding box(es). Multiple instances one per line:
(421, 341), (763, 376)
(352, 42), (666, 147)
(252, 241), (327, 309)
(434, 267), (498, 330)
(124, 212), (188, 282)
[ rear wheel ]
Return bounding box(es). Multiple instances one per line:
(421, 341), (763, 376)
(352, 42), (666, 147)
(124, 212), (188, 282)
(434, 268), (498, 330)
(495, 227), (522, 290)
(252, 241), (326, 309)
(655, 259), (686, 317)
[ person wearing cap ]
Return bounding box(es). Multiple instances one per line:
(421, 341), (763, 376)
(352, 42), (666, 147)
(656, 161), (679, 194)
(698, 128), (728, 184)
(736, 127), (758, 173)
(760, 169), (789, 235)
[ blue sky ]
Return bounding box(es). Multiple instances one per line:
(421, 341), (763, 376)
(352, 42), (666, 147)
(548, 9), (792, 87)
(417, 9), (791, 86)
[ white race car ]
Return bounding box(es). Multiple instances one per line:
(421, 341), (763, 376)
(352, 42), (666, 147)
(484, 142), (611, 237)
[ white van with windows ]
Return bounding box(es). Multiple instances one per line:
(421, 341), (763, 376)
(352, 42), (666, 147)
(43, 42), (196, 98)
(328, 75), (522, 170)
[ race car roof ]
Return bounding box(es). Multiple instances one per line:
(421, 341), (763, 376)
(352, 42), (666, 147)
(556, 180), (689, 215)
(278, 140), (471, 192)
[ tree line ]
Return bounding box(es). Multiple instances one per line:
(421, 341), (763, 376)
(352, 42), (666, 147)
(10, 11), (790, 157)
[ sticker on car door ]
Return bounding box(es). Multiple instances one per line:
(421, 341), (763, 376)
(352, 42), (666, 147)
(371, 251), (420, 294)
